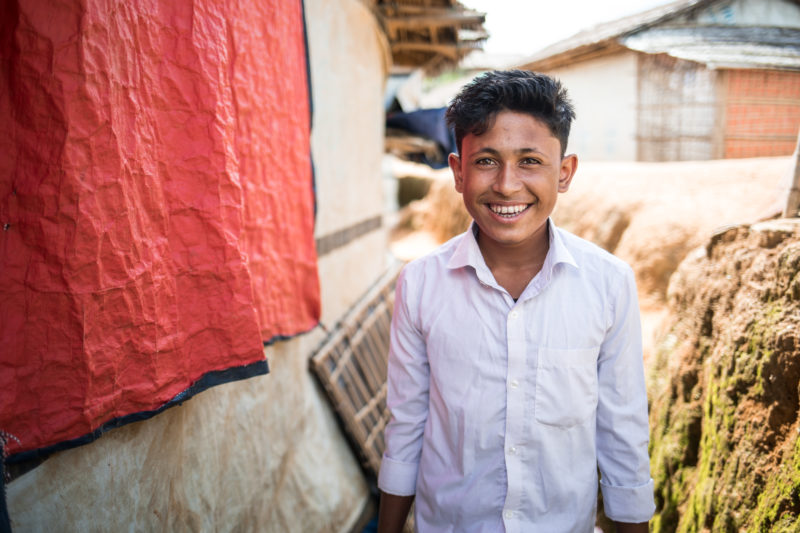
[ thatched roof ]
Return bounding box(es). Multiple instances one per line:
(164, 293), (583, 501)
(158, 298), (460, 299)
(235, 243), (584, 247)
(518, 0), (800, 71)
(368, 0), (488, 72)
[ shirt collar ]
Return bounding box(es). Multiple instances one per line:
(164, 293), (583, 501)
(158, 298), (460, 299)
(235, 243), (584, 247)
(547, 218), (579, 271)
(446, 218), (579, 275)
(446, 222), (493, 285)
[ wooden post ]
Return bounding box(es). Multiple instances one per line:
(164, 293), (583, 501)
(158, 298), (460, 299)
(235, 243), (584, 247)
(783, 128), (800, 218)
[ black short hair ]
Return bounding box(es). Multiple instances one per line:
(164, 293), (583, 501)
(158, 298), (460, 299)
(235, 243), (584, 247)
(445, 70), (575, 157)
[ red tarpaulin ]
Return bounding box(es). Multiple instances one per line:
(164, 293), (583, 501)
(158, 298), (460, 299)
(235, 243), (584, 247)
(0, 0), (319, 458)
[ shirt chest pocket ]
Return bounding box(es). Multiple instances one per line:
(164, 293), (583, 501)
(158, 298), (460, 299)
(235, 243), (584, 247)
(535, 346), (600, 428)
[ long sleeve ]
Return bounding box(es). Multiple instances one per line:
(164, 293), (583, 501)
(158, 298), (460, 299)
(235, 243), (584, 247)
(378, 268), (430, 496)
(596, 266), (656, 523)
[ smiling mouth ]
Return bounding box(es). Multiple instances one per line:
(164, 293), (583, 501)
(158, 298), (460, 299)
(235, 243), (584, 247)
(488, 203), (531, 218)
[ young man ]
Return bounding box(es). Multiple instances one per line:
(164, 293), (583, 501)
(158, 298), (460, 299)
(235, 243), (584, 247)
(377, 70), (655, 532)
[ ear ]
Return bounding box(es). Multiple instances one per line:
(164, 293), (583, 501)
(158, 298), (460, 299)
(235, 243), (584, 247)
(557, 154), (578, 193)
(449, 152), (464, 193)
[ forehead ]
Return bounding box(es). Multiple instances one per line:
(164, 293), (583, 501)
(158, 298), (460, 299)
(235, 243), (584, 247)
(463, 111), (560, 152)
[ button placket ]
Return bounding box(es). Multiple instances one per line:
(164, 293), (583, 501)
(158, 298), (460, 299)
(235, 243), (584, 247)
(504, 303), (525, 526)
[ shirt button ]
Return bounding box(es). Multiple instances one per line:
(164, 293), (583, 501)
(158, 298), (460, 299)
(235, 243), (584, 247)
(504, 510), (514, 519)
(509, 446), (517, 455)
(510, 311), (518, 319)
(510, 379), (519, 389)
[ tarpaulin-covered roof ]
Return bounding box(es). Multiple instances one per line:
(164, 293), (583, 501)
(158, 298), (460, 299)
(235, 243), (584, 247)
(519, 0), (720, 70)
(622, 26), (800, 70)
(518, 0), (800, 71)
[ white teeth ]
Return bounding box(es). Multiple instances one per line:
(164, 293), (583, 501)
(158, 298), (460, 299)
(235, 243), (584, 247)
(490, 204), (528, 216)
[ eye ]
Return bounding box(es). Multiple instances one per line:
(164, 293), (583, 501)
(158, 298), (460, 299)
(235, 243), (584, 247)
(474, 157), (496, 167)
(521, 157), (541, 165)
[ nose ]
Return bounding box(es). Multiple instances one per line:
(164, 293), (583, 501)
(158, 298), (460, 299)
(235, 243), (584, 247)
(492, 163), (522, 196)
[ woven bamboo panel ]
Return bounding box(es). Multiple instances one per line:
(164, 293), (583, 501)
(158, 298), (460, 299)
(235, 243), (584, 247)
(311, 262), (404, 478)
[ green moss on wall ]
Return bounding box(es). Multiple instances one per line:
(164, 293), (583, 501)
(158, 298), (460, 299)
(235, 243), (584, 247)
(648, 223), (800, 532)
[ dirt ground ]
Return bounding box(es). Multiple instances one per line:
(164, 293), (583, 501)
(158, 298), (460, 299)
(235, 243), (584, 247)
(389, 155), (794, 362)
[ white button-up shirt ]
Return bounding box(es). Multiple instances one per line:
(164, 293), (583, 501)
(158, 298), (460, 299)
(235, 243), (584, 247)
(378, 220), (655, 532)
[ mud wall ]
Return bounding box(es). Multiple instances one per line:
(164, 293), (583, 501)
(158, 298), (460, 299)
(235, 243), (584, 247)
(648, 220), (800, 531)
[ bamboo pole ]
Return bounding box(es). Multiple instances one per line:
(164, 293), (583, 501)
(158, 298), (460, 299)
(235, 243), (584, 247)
(783, 128), (800, 218)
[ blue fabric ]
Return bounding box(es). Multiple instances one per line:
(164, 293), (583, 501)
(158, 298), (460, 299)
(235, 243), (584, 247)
(1, 440), (10, 533)
(361, 517), (378, 533)
(386, 107), (456, 168)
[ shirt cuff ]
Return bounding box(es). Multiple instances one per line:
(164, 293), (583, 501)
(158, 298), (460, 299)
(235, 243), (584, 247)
(600, 477), (656, 523)
(377, 454), (418, 496)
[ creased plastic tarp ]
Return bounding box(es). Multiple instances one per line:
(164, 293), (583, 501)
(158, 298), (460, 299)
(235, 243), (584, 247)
(0, 0), (319, 458)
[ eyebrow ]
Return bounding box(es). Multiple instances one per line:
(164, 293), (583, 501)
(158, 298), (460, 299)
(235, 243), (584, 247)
(468, 147), (545, 158)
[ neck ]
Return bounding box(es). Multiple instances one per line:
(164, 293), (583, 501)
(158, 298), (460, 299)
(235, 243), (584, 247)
(477, 224), (550, 273)
(476, 223), (550, 300)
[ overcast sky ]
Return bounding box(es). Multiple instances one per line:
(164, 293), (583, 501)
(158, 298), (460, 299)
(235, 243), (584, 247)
(460, 0), (677, 55)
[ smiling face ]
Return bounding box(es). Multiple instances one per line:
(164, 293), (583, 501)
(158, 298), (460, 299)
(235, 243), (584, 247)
(449, 110), (577, 262)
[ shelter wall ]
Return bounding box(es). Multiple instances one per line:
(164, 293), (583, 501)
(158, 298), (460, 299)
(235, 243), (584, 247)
(8, 332), (368, 532)
(636, 54), (719, 161)
(7, 0), (390, 531)
(544, 52), (638, 161)
(308, 0), (392, 326)
(721, 68), (800, 158)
